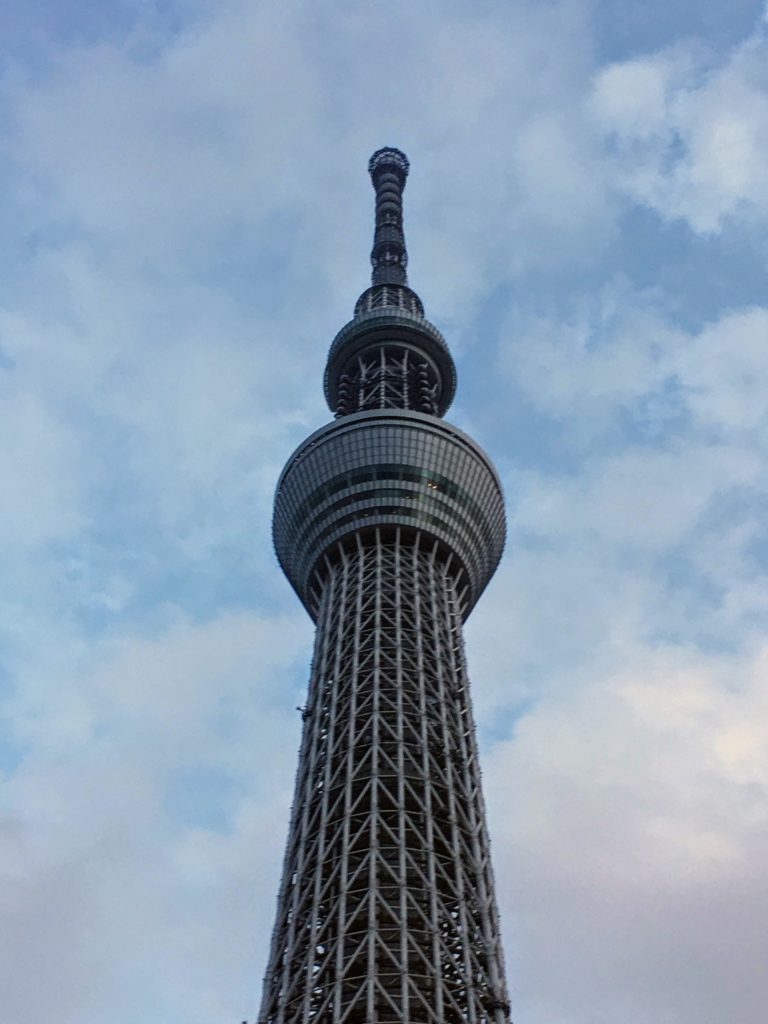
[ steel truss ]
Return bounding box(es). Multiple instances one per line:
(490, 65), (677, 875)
(259, 529), (509, 1024)
(335, 346), (438, 417)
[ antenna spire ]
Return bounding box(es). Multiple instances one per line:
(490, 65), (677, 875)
(368, 147), (410, 286)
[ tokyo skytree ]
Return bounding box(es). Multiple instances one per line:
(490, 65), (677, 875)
(259, 148), (510, 1024)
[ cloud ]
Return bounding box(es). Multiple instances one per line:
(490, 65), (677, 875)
(480, 292), (768, 702)
(0, 389), (83, 548)
(1, 611), (311, 1024)
(470, 266), (768, 1023)
(591, 20), (768, 232)
(484, 643), (768, 1024)
(675, 307), (768, 432)
(0, 2), (766, 1023)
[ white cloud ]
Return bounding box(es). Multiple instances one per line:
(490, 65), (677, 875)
(675, 307), (768, 432)
(501, 289), (768, 449)
(500, 295), (680, 430)
(486, 295), (768, 691)
(591, 26), (768, 232)
(0, 2), (766, 1023)
(514, 442), (760, 549)
(591, 55), (672, 135)
(0, 390), (83, 548)
(484, 644), (768, 1024)
(1, 610), (311, 1024)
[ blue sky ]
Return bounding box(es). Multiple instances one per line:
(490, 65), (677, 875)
(1, 1), (767, 1022)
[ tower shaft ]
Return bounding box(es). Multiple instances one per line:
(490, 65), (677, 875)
(260, 530), (509, 1024)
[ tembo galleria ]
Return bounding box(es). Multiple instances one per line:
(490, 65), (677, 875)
(258, 148), (511, 1024)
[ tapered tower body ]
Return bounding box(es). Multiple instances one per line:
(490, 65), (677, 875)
(261, 149), (510, 1024)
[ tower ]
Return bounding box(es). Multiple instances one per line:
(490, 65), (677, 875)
(261, 149), (510, 1024)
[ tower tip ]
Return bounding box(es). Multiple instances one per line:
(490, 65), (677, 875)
(368, 147), (409, 181)
(367, 148), (410, 288)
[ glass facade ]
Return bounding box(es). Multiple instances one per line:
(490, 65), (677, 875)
(273, 410), (505, 620)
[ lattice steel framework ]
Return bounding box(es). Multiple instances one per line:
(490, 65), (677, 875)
(261, 149), (510, 1024)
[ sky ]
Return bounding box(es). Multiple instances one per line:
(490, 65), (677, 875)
(0, 0), (767, 1021)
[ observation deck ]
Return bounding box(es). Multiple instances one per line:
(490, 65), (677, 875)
(274, 409), (505, 620)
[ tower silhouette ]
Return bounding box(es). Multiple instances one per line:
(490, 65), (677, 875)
(260, 149), (510, 1024)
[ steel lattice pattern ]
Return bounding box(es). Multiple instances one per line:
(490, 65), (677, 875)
(334, 347), (438, 417)
(259, 529), (509, 1024)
